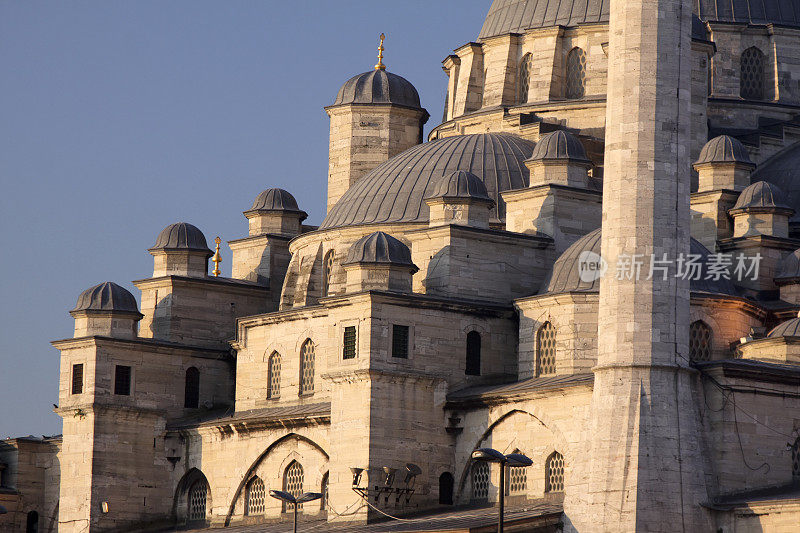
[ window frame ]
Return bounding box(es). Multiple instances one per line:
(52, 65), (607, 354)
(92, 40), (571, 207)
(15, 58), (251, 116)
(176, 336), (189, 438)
(299, 339), (315, 396)
(518, 53), (532, 104)
(536, 322), (557, 377)
(113, 364), (133, 396)
(71, 363), (84, 395)
(465, 330), (482, 376)
(565, 46), (587, 99)
(267, 351), (282, 399)
(341, 322), (358, 361)
(390, 323), (412, 360)
(740, 46), (765, 100)
(184, 366), (200, 408)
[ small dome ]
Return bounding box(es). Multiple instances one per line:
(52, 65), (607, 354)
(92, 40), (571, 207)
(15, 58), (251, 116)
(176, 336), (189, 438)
(151, 222), (211, 253)
(542, 228), (738, 296)
(72, 282), (140, 314)
(767, 315), (800, 337)
(777, 249), (800, 280)
(424, 170), (494, 203)
(333, 70), (422, 109)
(248, 188), (307, 219)
(695, 135), (755, 166)
(528, 131), (590, 163)
(731, 181), (792, 211)
(344, 231), (417, 271)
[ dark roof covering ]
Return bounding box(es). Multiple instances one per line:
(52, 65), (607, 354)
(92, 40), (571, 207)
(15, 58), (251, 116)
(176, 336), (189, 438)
(479, 0), (800, 40)
(424, 170), (494, 203)
(767, 314), (800, 337)
(447, 373), (593, 403)
(333, 69), (422, 109)
(695, 135), (754, 166)
(167, 402), (330, 430)
(249, 188), (303, 214)
(344, 231), (417, 271)
(320, 133), (535, 229)
(751, 144), (800, 222)
(151, 222), (211, 253)
(528, 130), (590, 163)
(776, 248), (800, 279)
(731, 181), (792, 210)
(72, 282), (140, 314)
(542, 228), (738, 296)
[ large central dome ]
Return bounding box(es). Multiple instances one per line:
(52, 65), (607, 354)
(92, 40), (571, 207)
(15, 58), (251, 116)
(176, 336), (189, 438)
(320, 133), (535, 229)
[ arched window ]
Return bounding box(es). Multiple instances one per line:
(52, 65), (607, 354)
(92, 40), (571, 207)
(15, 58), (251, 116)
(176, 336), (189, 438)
(184, 367), (199, 409)
(519, 53), (532, 104)
(508, 449), (527, 494)
(536, 322), (556, 376)
(245, 476), (266, 516)
(791, 436), (799, 480)
(439, 472), (454, 505)
(565, 47), (587, 99)
(268, 352), (281, 399)
(322, 250), (334, 297)
(321, 472), (329, 510)
(188, 480), (208, 521)
(689, 321), (712, 362)
(26, 511), (38, 533)
(740, 47), (765, 100)
(299, 340), (315, 395)
(545, 451), (564, 493)
(283, 461), (304, 512)
(465, 331), (481, 376)
(471, 461), (490, 500)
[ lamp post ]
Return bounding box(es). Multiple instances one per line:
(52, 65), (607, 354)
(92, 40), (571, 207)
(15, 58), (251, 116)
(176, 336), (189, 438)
(269, 490), (322, 533)
(470, 448), (532, 533)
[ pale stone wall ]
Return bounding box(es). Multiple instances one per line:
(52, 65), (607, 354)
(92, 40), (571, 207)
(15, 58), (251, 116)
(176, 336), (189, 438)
(690, 190), (740, 252)
(0, 438), (61, 533)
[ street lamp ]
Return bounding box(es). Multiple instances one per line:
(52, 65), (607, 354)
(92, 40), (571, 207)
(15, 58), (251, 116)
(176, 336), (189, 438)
(269, 490), (322, 533)
(470, 448), (532, 533)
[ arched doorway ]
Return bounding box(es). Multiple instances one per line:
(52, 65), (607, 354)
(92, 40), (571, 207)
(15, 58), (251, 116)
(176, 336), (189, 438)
(439, 472), (454, 505)
(26, 510), (38, 533)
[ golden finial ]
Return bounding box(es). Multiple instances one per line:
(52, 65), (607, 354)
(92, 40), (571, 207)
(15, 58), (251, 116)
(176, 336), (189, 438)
(375, 33), (386, 71)
(211, 236), (222, 277)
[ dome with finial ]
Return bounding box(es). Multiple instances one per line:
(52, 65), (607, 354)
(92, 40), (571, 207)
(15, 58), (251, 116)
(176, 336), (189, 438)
(424, 170), (494, 204)
(72, 282), (141, 314)
(248, 188), (307, 219)
(767, 312), (800, 338)
(150, 222), (212, 253)
(528, 130), (590, 163)
(344, 231), (418, 272)
(695, 135), (754, 166)
(333, 69), (422, 109)
(731, 181), (792, 211)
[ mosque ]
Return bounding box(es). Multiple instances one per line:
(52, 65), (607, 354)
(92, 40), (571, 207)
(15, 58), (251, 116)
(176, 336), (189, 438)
(3, 0), (800, 531)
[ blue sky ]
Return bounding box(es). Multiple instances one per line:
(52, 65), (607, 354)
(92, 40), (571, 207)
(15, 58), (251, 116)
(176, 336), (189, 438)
(0, 1), (491, 437)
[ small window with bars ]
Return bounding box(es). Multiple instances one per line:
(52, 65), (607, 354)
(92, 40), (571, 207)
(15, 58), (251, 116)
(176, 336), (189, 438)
(740, 47), (765, 100)
(545, 451), (564, 493)
(71, 363), (84, 395)
(322, 251), (334, 297)
(114, 365), (131, 396)
(689, 321), (712, 362)
(518, 53), (532, 104)
(245, 476), (266, 515)
(565, 47), (587, 99)
(299, 340), (315, 395)
(283, 461), (304, 512)
(188, 481), (207, 521)
(343, 326), (357, 359)
(465, 331), (481, 376)
(268, 352), (281, 399)
(507, 449), (527, 494)
(472, 461), (490, 500)
(536, 322), (556, 376)
(184, 367), (199, 408)
(392, 325), (409, 359)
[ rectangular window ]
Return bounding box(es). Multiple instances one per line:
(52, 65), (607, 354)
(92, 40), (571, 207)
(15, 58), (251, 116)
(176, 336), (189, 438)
(71, 363), (84, 395)
(343, 326), (357, 359)
(392, 325), (409, 359)
(114, 365), (132, 396)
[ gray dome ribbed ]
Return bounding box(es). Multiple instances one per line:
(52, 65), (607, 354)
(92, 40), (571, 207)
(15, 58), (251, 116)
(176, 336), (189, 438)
(424, 170), (494, 203)
(768, 316), (800, 338)
(731, 181), (791, 211)
(151, 223), (211, 253)
(72, 282), (140, 314)
(344, 231), (417, 271)
(777, 249), (800, 280)
(542, 228), (738, 296)
(333, 70), (421, 109)
(320, 133), (535, 229)
(695, 135), (754, 166)
(528, 130), (590, 163)
(248, 188), (307, 219)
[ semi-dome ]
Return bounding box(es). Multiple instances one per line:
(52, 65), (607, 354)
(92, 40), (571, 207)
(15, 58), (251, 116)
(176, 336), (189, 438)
(425, 170), (494, 203)
(72, 282), (140, 314)
(332, 69), (422, 109)
(343, 231), (417, 271)
(767, 314), (800, 338)
(151, 222), (212, 253)
(320, 133), (535, 229)
(542, 228), (738, 296)
(695, 135), (755, 166)
(528, 130), (590, 163)
(731, 181), (792, 211)
(248, 188), (307, 218)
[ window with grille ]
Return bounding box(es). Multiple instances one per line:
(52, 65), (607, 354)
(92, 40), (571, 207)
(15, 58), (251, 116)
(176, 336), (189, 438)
(465, 331), (481, 376)
(472, 461), (490, 500)
(283, 461), (304, 512)
(545, 451), (564, 493)
(245, 476), (265, 515)
(184, 367), (199, 408)
(392, 325), (409, 359)
(321, 472), (329, 511)
(519, 54), (532, 103)
(740, 47), (765, 100)
(71, 364), (84, 395)
(689, 321), (712, 362)
(322, 251), (334, 297)
(268, 352), (281, 399)
(299, 340), (315, 395)
(792, 437), (800, 479)
(565, 47), (586, 99)
(343, 326), (357, 359)
(188, 481), (207, 521)
(114, 365), (131, 396)
(536, 322), (556, 376)
(508, 450), (527, 494)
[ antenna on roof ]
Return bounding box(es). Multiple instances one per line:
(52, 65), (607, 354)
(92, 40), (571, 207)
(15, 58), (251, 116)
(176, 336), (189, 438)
(375, 33), (386, 71)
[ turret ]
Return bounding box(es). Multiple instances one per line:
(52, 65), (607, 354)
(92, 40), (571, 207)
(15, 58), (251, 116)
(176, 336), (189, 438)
(424, 170), (494, 229)
(70, 282), (142, 339)
(243, 188), (307, 237)
(729, 181), (793, 238)
(342, 231), (417, 293)
(148, 222), (212, 278)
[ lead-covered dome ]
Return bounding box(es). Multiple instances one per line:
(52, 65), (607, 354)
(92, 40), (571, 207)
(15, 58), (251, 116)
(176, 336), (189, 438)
(72, 282), (140, 314)
(731, 181), (792, 211)
(247, 188), (307, 219)
(332, 70), (422, 109)
(695, 135), (754, 166)
(344, 231), (417, 272)
(767, 314), (800, 338)
(151, 222), (211, 253)
(425, 170), (494, 203)
(320, 133), (535, 229)
(528, 130), (590, 163)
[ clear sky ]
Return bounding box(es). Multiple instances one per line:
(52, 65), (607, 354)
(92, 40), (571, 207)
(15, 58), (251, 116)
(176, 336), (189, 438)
(0, 1), (491, 438)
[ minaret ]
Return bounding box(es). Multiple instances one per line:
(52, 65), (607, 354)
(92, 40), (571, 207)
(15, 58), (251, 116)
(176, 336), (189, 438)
(572, 0), (710, 530)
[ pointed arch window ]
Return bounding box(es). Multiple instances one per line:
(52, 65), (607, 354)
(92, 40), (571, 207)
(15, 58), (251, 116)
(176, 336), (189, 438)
(188, 480), (208, 521)
(321, 472), (329, 511)
(184, 367), (199, 408)
(740, 47), (765, 100)
(536, 322), (556, 376)
(300, 340), (315, 395)
(519, 53), (532, 104)
(465, 331), (481, 376)
(508, 449), (527, 494)
(689, 321), (712, 362)
(545, 451), (564, 493)
(472, 461), (490, 500)
(565, 47), (586, 99)
(268, 352), (281, 399)
(245, 476), (266, 515)
(283, 461), (304, 512)
(322, 250), (334, 297)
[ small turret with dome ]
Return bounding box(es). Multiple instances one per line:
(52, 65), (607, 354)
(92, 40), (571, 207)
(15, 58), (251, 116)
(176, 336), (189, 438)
(244, 188), (307, 237)
(149, 222), (213, 278)
(424, 170), (495, 228)
(342, 231), (418, 293)
(526, 130), (593, 188)
(729, 181), (794, 238)
(70, 281), (143, 339)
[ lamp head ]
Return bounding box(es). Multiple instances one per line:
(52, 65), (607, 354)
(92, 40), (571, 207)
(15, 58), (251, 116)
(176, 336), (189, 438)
(382, 466), (398, 486)
(505, 453), (533, 467)
(350, 467), (364, 486)
(403, 463), (422, 485)
(297, 491), (323, 504)
(269, 489), (297, 504)
(471, 447), (506, 462)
